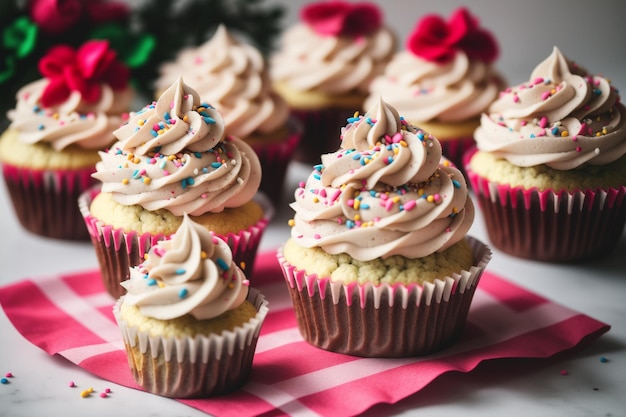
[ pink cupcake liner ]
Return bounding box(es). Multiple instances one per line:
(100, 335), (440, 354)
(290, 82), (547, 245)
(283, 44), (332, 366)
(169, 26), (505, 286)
(2, 162), (96, 240)
(79, 186), (272, 299)
(114, 288), (269, 398)
(250, 118), (302, 205)
(277, 237), (491, 357)
(290, 107), (352, 164)
(465, 160), (626, 262)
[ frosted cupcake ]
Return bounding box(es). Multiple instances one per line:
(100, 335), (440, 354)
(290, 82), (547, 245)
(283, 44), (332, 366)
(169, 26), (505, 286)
(80, 76), (269, 298)
(0, 40), (133, 240)
(278, 98), (491, 357)
(270, 0), (396, 163)
(115, 213), (269, 398)
(365, 7), (504, 168)
(155, 25), (300, 204)
(466, 47), (626, 261)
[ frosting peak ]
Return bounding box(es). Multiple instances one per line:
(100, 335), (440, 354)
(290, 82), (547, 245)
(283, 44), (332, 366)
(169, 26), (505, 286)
(93, 76), (262, 215)
(121, 213), (249, 320)
(290, 100), (473, 261)
(475, 47), (626, 169)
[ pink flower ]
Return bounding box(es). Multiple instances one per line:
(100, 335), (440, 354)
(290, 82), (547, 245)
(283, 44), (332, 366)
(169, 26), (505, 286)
(38, 39), (130, 107)
(301, 1), (382, 38)
(406, 7), (499, 64)
(28, 0), (129, 35)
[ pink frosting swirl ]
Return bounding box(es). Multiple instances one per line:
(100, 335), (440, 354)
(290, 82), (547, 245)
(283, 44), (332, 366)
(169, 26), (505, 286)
(7, 78), (133, 151)
(121, 213), (249, 320)
(93, 77), (261, 216)
(156, 25), (290, 138)
(474, 47), (626, 169)
(290, 98), (474, 261)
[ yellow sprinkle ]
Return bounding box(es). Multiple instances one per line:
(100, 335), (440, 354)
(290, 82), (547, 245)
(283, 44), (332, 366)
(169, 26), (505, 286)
(353, 199), (360, 210)
(168, 155), (176, 160)
(561, 131), (569, 137)
(52, 113), (59, 120)
(354, 214), (361, 221)
(80, 390), (90, 398)
(158, 129), (164, 135)
(228, 283), (234, 289)
(143, 177), (151, 184)
(400, 140), (408, 147)
(157, 281), (165, 288)
(288, 219), (295, 227)
(353, 111), (359, 118)
(133, 157), (140, 164)
(392, 196), (400, 203)
(442, 160), (450, 167)
(143, 253), (149, 260)
(122, 178), (129, 185)
(596, 132), (602, 137)
(602, 128), (608, 134)
(183, 115), (189, 123)
(126, 153), (134, 160)
(417, 188), (424, 196)
(240, 261), (246, 270)
(312, 197), (319, 203)
(427, 195), (434, 203)
(137, 119), (145, 126)
(201, 251), (207, 259)
(393, 147), (399, 155)
(551, 88), (557, 94)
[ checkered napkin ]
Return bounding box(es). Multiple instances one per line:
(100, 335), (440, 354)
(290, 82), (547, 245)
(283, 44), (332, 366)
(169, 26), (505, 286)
(0, 251), (609, 417)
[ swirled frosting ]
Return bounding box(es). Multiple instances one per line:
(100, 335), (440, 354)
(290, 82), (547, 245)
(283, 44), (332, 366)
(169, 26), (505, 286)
(270, 23), (395, 95)
(93, 77), (262, 216)
(121, 213), (249, 320)
(364, 51), (504, 122)
(156, 25), (290, 138)
(474, 47), (626, 170)
(290, 98), (474, 261)
(7, 78), (133, 151)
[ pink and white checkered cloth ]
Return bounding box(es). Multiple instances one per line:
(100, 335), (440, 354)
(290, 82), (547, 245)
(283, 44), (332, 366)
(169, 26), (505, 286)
(0, 250), (609, 417)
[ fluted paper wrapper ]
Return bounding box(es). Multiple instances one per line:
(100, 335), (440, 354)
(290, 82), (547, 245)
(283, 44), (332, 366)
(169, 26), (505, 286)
(278, 237), (491, 358)
(2, 162), (95, 240)
(79, 186), (272, 299)
(113, 288), (269, 398)
(465, 163), (626, 262)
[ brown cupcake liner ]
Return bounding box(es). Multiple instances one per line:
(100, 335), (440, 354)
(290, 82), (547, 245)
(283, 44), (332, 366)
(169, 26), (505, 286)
(439, 135), (475, 171)
(290, 107), (353, 164)
(78, 186), (272, 299)
(466, 162), (626, 262)
(278, 237), (491, 358)
(113, 288), (269, 398)
(2, 162), (96, 240)
(250, 118), (302, 205)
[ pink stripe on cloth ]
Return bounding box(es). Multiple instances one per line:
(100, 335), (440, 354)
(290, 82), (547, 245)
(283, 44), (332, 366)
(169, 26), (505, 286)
(0, 251), (610, 417)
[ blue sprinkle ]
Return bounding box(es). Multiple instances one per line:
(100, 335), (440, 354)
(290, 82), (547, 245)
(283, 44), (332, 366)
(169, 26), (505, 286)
(593, 89), (601, 96)
(132, 169), (141, 179)
(186, 177), (195, 186)
(366, 117), (375, 126)
(313, 164), (323, 172)
(551, 127), (559, 135)
(346, 220), (355, 229)
(216, 258), (229, 270)
(0, 378), (8, 384)
(452, 179), (461, 188)
(147, 279), (157, 286)
(159, 160), (167, 169)
(529, 133), (536, 138)
(38, 124), (45, 130)
(352, 153), (361, 160)
(360, 203), (370, 209)
(179, 288), (188, 298)
(202, 167), (209, 173)
(150, 130), (158, 137)
(211, 162), (222, 168)
(203, 116), (216, 124)
(600, 356), (608, 363)
(417, 132), (425, 140)
(313, 174), (321, 181)
(346, 116), (360, 123)
(163, 112), (171, 120)
(193, 152), (202, 158)
(175, 268), (185, 275)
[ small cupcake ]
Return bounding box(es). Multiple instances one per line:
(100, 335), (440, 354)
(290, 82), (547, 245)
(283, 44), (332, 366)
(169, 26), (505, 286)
(270, 0), (396, 163)
(114, 213), (269, 398)
(80, 76), (270, 299)
(466, 47), (626, 262)
(364, 7), (504, 168)
(155, 25), (301, 204)
(0, 40), (133, 240)
(278, 98), (491, 357)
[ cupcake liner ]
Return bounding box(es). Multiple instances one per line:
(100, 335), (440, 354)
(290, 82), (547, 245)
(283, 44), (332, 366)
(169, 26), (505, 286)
(78, 186), (273, 299)
(249, 118), (302, 205)
(113, 288), (269, 398)
(290, 107), (352, 164)
(439, 136), (475, 171)
(466, 164), (626, 262)
(278, 237), (492, 358)
(2, 162), (95, 240)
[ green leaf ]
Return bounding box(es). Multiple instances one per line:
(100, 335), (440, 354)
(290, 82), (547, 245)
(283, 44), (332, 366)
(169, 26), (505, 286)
(4, 16), (38, 58)
(91, 23), (156, 69)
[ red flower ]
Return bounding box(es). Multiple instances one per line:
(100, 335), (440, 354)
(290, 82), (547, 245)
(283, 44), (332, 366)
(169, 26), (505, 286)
(29, 0), (129, 35)
(301, 1), (382, 38)
(38, 40), (130, 107)
(406, 7), (499, 64)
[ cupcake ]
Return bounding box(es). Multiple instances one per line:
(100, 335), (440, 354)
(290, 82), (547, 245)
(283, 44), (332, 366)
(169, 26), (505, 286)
(155, 25), (300, 205)
(114, 213), (269, 398)
(270, 0), (396, 163)
(0, 40), (133, 240)
(80, 76), (269, 299)
(278, 98), (491, 357)
(364, 7), (504, 168)
(466, 47), (626, 262)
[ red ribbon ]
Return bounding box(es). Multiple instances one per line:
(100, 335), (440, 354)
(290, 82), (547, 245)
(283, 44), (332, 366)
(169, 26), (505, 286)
(301, 1), (382, 38)
(406, 7), (499, 64)
(38, 39), (130, 107)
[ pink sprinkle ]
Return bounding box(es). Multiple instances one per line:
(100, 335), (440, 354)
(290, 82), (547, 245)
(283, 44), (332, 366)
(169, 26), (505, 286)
(576, 146), (582, 152)
(69, 381), (76, 388)
(541, 91), (551, 100)
(314, 234), (321, 239)
(560, 370), (569, 376)
(201, 193), (207, 199)
(105, 388), (111, 393)
(347, 199), (355, 207)
(512, 95), (520, 103)
(100, 392), (108, 398)
(539, 116), (548, 128)
(578, 123), (587, 135)
(5, 373), (13, 378)
(385, 199), (394, 211)
(319, 189), (327, 198)
(403, 200), (416, 211)
(533, 77), (544, 85)
(572, 135), (578, 142)
(194, 56), (203, 65)
(433, 194), (441, 203)
(152, 124), (160, 131)
(391, 132), (403, 143)
(330, 189), (341, 202)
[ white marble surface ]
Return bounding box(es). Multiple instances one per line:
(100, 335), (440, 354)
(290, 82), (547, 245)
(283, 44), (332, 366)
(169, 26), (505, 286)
(0, 160), (625, 417)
